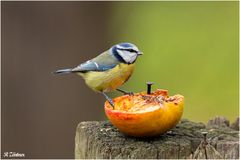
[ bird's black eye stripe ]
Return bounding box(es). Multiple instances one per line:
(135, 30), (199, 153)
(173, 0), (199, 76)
(117, 48), (138, 53)
(128, 49), (137, 53)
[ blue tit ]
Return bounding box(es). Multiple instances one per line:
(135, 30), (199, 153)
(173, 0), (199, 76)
(54, 42), (143, 107)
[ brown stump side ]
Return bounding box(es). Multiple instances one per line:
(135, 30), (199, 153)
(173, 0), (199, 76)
(75, 117), (239, 159)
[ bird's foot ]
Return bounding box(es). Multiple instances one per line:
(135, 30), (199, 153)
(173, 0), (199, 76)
(108, 99), (115, 109)
(116, 89), (134, 96)
(102, 92), (115, 109)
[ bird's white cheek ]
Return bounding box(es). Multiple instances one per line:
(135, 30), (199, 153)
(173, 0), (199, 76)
(118, 51), (137, 63)
(129, 53), (138, 63)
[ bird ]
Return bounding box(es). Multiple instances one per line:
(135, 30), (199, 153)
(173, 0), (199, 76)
(54, 42), (143, 107)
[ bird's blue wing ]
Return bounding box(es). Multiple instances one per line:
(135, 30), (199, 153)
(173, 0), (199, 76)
(72, 51), (120, 72)
(73, 60), (117, 72)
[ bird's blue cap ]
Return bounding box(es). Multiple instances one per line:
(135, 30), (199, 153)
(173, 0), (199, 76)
(118, 43), (135, 48)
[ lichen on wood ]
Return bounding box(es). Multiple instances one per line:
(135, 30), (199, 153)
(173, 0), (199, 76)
(75, 117), (239, 159)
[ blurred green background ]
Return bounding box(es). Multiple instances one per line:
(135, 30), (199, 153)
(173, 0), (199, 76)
(2, 1), (238, 159)
(109, 1), (238, 123)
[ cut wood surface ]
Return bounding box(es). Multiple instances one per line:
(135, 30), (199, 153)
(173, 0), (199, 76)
(75, 116), (239, 159)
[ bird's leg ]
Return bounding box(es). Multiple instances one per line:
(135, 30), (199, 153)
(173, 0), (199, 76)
(102, 92), (114, 108)
(116, 89), (134, 96)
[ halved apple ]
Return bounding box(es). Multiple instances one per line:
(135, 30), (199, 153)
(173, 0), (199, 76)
(104, 89), (184, 137)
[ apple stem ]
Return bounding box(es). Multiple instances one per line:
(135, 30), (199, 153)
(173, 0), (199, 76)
(146, 82), (154, 94)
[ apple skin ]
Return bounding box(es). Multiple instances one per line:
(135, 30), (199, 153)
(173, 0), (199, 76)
(104, 89), (184, 137)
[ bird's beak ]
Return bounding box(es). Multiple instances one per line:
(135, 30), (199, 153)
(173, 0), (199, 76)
(137, 51), (143, 55)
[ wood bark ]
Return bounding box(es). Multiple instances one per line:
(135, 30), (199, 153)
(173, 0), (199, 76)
(75, 116), (239, 159)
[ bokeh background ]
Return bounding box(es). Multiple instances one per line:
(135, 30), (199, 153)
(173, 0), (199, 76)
(2, 1), (238, 159)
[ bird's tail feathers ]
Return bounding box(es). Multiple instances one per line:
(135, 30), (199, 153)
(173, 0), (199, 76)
(53, 68), (73, 75)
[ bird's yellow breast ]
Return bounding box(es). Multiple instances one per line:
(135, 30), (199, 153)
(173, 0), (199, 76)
(78, 63), (135, 92)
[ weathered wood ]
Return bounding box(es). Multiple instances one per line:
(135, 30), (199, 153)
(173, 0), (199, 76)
(230, 117), (239, 131)
(207, 116), (230, 127)
(75, 117), (239, 159)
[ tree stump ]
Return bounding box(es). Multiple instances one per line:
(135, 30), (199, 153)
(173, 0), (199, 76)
(75, 117), (239, 159)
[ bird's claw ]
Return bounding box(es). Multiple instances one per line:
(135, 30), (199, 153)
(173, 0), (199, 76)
(102, 92), (115, 109)
(116, 89), (134, 96)
(108, 99), (115, 109)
